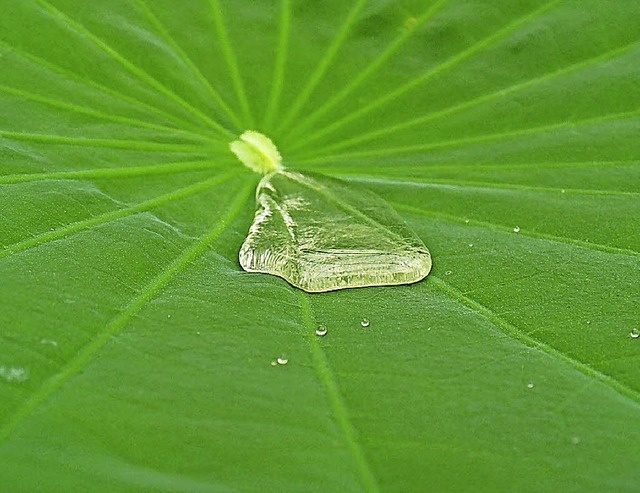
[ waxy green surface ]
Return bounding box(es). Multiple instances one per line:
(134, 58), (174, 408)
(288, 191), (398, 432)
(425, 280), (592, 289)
(0, 0), (639, 491)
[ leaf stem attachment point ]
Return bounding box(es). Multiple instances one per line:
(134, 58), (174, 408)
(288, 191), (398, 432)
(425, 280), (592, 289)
(229, 130), (283, 174)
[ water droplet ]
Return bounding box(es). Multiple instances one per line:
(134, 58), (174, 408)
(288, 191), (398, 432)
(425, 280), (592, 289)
(513, 226), (521, 233)
(360, 318), (370, 327)
(50, 227), (55, 231)
(561, 189), (566, 194)
(444, 270), (452, 276)
(167, 314), (171, 319)
(586, 320), (591, 325)
(571, 436), (581, 445)
(270, 361), (277, 366)
(315, 325), (328, 336)
(238, 171), (432, 292)
(0, 366), (28, 383)
(403, 15), (418, 30)
(630, 328), (639, 339)
(468, 243), (474, 248)
(40, 339), (58, 347)
(276, 357), (288, 365)
(527, 382), (535, 389)
(464, 219), (470, 224)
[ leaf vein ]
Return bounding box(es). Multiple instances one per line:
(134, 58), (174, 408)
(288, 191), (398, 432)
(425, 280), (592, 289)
(133, 0), (245, 131)
(430, 276), (640, 407)
(0, 179), (254, 444)
(0, 172), (237, 259)
(391, 201), (640, 258)
(290, 0), (562, 150)
(35, 0), (235, 138)
(0, 160), (223, 185)
(298, 292), (379, 493)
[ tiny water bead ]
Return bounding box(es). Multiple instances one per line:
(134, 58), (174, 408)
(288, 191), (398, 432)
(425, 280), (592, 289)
(513, 226), (521, 233)
(527, 382), (535, 389)
(315, 325), (328, 337)
(630, 328), (639, 339)
(360, 318), (370, 327)
(0, 366), (28, 383)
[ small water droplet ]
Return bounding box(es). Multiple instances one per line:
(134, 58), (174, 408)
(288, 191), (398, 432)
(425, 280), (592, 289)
(50, 227), (55, 231)
(630, 328), (639, 339)
(586, 320), (591, 325)
(513, 226), (521, 233)
(571, 436), (581, 445)
(315, 325), (328, 336)
(444, 270), (452, 276)
(40, 339), (58, 347)
(360, 318), (370, 327)
(0, 366), (28, 383)
(464, 219), (470, 224)
(468, 243), (474, 248)
(270, 361), (277, 366)
(527, 382), (534, 389)
(167, 314), (171, 318)
(276, 357), (288, 365)
(561, 189), (566, 194)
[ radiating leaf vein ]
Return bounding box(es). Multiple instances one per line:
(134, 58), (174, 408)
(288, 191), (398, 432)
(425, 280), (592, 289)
(0, 179), (254, 444)
(431, 276), (640, 406)
(0, 172), (237, 258)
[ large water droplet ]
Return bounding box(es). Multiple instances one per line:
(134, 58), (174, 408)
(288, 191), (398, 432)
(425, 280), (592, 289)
(630, 328), (639, 339)
(527, 382), (534, 389)
(238, 171), (432, 292)
(276, 357), (288, 365)
(513, 226), (521, 233)
(360, 318), (370, 327)
(315, 325), (328, 337)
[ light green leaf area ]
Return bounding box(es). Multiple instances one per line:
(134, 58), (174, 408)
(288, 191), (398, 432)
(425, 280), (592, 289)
(0, 0), (639, 491)
(239, 171), (431, 292)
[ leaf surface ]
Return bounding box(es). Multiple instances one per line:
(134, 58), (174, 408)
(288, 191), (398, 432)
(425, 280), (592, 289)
(1, 0), (639, 492)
